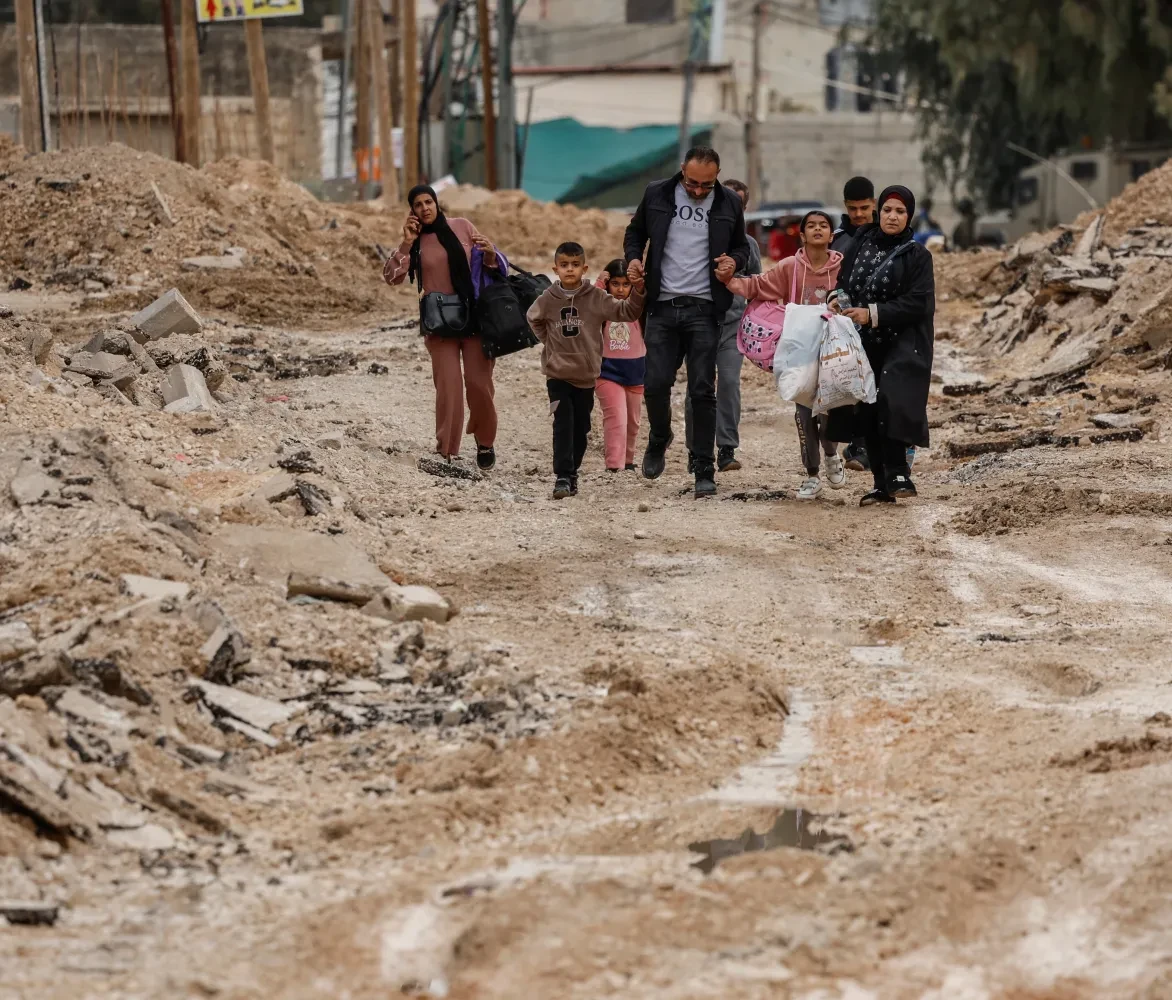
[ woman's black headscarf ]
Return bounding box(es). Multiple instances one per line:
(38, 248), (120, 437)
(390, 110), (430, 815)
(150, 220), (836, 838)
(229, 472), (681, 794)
(846, 184), (917, 307)
(406, 183), (476, 307)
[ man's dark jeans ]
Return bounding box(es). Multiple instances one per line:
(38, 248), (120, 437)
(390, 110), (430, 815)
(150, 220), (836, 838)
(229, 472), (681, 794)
(644, 296), (721, 472)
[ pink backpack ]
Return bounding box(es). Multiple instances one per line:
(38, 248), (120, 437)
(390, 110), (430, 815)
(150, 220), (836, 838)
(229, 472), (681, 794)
(736, 259), (801, 373)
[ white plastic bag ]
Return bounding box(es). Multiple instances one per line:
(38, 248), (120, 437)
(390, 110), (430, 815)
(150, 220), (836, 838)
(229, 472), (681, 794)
(812, 314), (877, 415)
(775, 304), (826, 409)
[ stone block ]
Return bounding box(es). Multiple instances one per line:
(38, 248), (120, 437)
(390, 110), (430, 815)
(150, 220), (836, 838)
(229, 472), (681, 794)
(362, 584), (453, 625)
(181, 255), (244, 271)
(130, 289), (203, 340)
(161, 364), (216, 414)
(119, 574), (191, 602)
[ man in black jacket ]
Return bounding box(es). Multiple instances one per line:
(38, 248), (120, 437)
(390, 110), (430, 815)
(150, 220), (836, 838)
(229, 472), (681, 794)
(625, 147), (751, 497)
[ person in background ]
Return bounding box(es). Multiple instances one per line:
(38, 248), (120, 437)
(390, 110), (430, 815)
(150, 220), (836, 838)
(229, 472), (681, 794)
(624, 146), (752, 498)
(718, 210), (846, 500)
(594, 259), (646, 473)
(832, 175), (878, 472)
(383, 184), (501, 470)
(828, 185), (935, 506)
(527, 242), (645, 500)
(952, 198), (978, 250)
(684, 178), (761, 475)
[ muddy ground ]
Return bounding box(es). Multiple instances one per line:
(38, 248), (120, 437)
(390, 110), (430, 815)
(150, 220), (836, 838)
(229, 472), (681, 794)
(3, 276), (1172, 1000)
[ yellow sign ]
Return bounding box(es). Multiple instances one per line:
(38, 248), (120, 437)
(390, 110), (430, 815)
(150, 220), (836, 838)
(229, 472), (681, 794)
(196, 0), (304, 23)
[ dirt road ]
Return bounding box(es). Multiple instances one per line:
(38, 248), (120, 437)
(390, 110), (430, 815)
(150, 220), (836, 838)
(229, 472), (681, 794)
(5, 301), (1172, 1000)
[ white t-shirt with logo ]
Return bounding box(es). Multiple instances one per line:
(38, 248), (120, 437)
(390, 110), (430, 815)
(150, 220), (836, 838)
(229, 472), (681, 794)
(659, 183), (715, 301)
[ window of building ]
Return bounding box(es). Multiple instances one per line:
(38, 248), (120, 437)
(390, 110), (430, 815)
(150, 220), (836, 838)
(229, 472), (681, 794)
(1016, 177), (1039, 206)
(1131, 160), (1152, 182)
(626, 0), (673, 23)
(1070, 160), (1098, 182)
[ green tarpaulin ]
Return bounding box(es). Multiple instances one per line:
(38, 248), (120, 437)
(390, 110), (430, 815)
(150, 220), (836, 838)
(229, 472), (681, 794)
(520, 117), (712, 206)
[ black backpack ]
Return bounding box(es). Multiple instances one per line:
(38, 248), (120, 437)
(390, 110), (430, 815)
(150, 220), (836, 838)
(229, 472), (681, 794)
(476, 262), (549, 360)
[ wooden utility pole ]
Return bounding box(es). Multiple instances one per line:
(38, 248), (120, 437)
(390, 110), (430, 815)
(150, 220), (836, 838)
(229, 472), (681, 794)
(389, 0), (402, 130)
(401, 0), (419, 188)
(355, 0), (373, 195)
(746, 0), (764, 207)
(496, 0), (516, 188)
(367, 0), (399, 203)
(244, 19), (274, 163)
(181, 0), (201, 167)
(476, 0), (497, 190)
(15, 0), (43, 152)
(161, 0), (186, 161)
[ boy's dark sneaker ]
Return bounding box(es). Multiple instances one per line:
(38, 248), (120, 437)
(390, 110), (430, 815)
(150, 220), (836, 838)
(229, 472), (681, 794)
(642, 432), (673, 480)
(860, 488), (895, 506)
(476, 445), (496, 471)
(718, 446), (741, 472)
(624, 463), (637, 472)
(843, 441), (870, 472)
(570, 475), (579, 496)
(694, 463), (717, 498)
(553, 477), (573, 500)
(888, 475), (917, 499)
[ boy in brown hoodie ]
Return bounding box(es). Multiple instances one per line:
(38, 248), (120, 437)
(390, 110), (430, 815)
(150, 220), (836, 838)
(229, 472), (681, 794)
(527, 242), (645, 499)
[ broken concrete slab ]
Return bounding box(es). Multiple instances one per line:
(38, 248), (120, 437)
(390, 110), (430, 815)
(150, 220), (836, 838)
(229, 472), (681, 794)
(181, 254), (244, 271)
(1070, 277), (1116, 297)
(54, 689), (133, 734)
(131, 288), (203, 340)
(161, 363), (216, 414)
(0, 622), (36, 664)
(0, 759), (90, 839)
(64, 350), (139, 383)
(218, 716), (279, 748)
(148, 787), (227, 834)
(1090, 412), (1156, 432)
(9, 460), (58, 507)
(363, 584), (453, 625)
(1074, 213), (1104, 258)
(107, 823), (176, 852)
(210, 525), (390, 593)
(286, 572), (383, 605)
(119, 574), (191, 602)
(193, 679), (299, 731)
(176, 742), (225, 766)
(149, 181), (175, 226)
(0, 901), (60, 926)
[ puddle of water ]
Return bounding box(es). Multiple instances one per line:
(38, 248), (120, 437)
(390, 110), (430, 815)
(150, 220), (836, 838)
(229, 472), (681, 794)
(689, 809), (852, 874)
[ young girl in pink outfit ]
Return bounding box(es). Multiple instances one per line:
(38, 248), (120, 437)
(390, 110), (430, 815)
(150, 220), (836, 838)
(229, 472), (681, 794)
(721, 210), (846, 500)
(594, 259), (646, 472)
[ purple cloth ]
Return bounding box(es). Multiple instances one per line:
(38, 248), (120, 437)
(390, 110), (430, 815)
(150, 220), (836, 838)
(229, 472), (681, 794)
(471, 247), (509, 298)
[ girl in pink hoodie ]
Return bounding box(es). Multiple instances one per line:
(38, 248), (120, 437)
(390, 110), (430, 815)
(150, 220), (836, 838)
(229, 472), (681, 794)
(594, 259), (646, 472)
(722, 210), (847, 500)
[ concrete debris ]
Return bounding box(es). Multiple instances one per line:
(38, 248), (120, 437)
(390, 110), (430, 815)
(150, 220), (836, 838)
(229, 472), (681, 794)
(210, 525), (390, 593)
(54, 689), (133, 734)
(119, 574), (192, 602)
(150, 181), (176, 226)
(175, 742), (226, 766)
(0, 622), (36, 663)
(148, 787), (227, 834)
(107, 823), (177, 851)
(199, 624), (251, 684)
(286, 571), (383, 605)
(219, 716), (280, 748)
(130, 288), (203, 340)
(161, 363), (217, 414)
(1070, 277), (1116, 297)
(0, 756), (90, 840)
(182, 254), (245, 271)
(317, 432), (345, 450)
(363, 584), (454, 625)
(1074, 213), (1104, 257)
(64, 350), (139, 385)
(0, 901), (60, 926)
(9, 460), (58, 507)
(193, 679), (299, 731)
(418, 456), (483, 481)
(1090, 412), (1156, 432)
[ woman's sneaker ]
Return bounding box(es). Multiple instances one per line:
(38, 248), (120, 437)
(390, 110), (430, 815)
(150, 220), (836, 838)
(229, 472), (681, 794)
(796, 476), (823, 501)
(477, 445), (496, 471)
(825, 453), (847, 489)
(889, 475), (917, 498)
(553, 477), (573, 500)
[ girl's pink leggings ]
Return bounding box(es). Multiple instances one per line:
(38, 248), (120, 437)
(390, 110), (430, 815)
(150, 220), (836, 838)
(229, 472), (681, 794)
(595, 378), (643, 469)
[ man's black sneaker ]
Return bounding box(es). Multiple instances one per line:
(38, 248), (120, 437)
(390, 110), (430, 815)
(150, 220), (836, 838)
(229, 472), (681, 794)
(642, 433), (673, 480)
(888, 475), (917, 499)
(553, 477), (573, 500)
(860, 488), (895, 506)
(624, 463), (637, 472)
(718, 446), (741, 472)
(476, 445), (496, 471)
(570, 475), (579, 496)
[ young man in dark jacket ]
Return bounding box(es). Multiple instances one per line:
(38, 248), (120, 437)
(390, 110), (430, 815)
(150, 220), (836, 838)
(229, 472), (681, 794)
(624, 147), (751, 497)
(831, 175), (877, 469)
